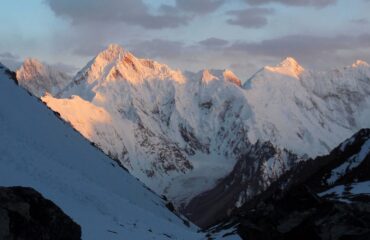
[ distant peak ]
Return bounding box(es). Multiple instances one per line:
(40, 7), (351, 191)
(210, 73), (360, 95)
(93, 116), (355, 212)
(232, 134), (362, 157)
(202, 69), (218, 83)
(107, 43), (125, 53)
(352, 60), (369, 68)
(18, 58), (46, 75)
(223, 69), (241, 86)
(279, 57), (301, 68)
(23, 58), (44, 67)
(96, 44), (126, 62)
(265, 57), (304, 78)
(200, 69), (241, 86)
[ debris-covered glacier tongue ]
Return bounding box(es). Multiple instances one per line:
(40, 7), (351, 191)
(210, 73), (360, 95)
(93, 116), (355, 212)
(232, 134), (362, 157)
(15, 45), (370, 210)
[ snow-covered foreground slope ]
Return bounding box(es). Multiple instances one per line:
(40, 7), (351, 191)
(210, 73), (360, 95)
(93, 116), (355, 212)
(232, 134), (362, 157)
(0, 63), (203, 240)
(19, 44), (370, 208)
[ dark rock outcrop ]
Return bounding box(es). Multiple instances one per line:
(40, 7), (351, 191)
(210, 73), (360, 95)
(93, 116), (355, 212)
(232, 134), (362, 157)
(0, 186), (81, 240)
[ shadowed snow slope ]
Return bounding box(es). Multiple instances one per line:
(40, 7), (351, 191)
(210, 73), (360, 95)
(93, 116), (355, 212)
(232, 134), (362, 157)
(0, 63), (203, 240)
(18, 45), (370, 208)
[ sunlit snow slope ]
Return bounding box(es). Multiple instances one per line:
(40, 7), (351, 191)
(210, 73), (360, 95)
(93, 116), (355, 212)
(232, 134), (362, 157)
(0, 63), (203, 240)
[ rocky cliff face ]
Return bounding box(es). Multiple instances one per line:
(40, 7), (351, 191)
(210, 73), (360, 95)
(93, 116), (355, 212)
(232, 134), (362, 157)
(0, 186), (81, 240)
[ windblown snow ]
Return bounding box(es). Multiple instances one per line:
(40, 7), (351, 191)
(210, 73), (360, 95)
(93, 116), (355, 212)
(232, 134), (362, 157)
(0, 63), (203, 240)
(16, 44), (370, 206)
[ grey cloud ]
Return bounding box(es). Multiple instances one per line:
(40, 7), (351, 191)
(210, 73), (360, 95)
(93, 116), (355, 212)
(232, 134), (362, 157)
(50, 62), (79, 75)
(227, 34), (370, 58)
(244, 0), (337, 8)
(198, 38), (229, 48)
(72, 43), (106, 57)
(0, 52), (19, 60)
(128, 39), (186, 59)
(351, 18), (369, 25)
(175, 0), (225, 14)
(44, 0), (188, 29)
(227, 8), (274, 28)
(226, 34), (370, 70)
(0, 52), (21, 70)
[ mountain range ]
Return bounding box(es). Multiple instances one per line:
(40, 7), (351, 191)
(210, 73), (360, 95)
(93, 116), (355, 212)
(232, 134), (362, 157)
(3, 43), (370, 239)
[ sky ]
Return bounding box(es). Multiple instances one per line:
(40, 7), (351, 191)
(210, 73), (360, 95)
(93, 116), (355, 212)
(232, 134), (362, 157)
(0, 0), (370, 78)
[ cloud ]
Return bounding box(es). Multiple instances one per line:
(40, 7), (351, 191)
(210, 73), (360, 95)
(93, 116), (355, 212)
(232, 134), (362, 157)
(50, 62), (79, 75)
(227, 7), (274, 28)
(127, 39), (186, 59)
(0, 52), (19, 60)
(0, 52), (22, 70)
(351, 18), (369, 25)
(228, 34), (370, 57)
(174, 0), (225, 14)
(244, 0), (337, 8)
(198, 38), (229, 48)
(44, 0), (189, 29)
(226, 34), (370, 70)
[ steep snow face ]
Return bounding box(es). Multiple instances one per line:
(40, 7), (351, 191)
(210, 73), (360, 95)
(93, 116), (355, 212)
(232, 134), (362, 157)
(16, 58), (72, 97)
(244, 58), (370, 157)
(42, 45), (250, 205)
(0, 64), (203, 240)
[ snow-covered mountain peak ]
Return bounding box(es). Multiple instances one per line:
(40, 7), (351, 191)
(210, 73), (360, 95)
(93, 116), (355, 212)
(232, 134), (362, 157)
(16, 58), (72, 97)
(200, 69), (241, 86)
(352, 59), (369, 68)
(21, 58), (43, 69)
(223, 69), (242, 86)
(68, 44), (186, 95)
(97, 43), (126, 62)
(201, 69), (218, 83)
(265, 57), (304, 78)
(279, 56), (300, 67)
(17, 58), (47, 79)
